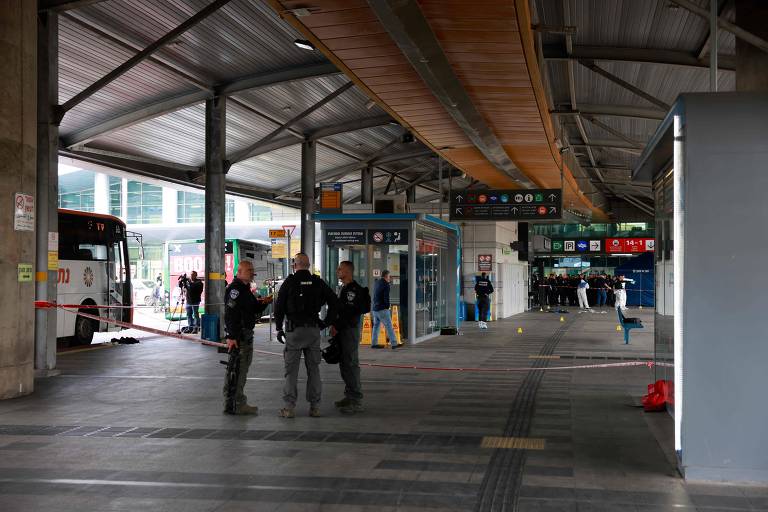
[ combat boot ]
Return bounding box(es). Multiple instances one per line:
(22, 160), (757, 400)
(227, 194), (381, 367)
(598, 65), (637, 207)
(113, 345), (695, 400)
(339, 401), (364, 414)
(223, 403), (258, 415)
(334, 397), (353, 408)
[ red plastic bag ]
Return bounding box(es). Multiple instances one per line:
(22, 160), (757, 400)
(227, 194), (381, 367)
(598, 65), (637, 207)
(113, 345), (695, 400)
(642, 380), (669, 412)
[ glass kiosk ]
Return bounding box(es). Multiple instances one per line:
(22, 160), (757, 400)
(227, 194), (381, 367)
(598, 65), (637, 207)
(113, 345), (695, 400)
(318, 214), (461, 343)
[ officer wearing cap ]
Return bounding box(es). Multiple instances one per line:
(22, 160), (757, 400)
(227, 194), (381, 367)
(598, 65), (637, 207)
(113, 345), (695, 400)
(274, 253), (339, 419)
(223, 260), (273, 415)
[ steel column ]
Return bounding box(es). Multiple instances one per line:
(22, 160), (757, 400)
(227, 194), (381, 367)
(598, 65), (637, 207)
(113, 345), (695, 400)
(361, 165), (374, 204)
(711, 0), (719, 91)
(300, 140), (316, 257)
(204, 96), (226, 337)
(35, 11), (58, 374)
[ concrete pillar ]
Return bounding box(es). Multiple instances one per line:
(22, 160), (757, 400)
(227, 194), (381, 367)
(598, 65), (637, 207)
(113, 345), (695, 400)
(361, 164), (374, 204)
(736, 0), (768, 91)
(1, 0), (37, 398)
(204, 96), (226, 335)
(300, 140), (316, 256)
(35, 9), (58, 376)
(406, 186), (416, 203)
(93, 172), (109, 214)
(121, 178), (128, 220)
(162, 186), (177, 224)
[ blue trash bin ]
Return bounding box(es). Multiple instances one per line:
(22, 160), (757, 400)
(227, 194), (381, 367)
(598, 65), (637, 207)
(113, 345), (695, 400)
(201, 313), (219, 341)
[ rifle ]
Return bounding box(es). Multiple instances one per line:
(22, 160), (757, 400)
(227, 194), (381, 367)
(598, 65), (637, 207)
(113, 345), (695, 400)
(220, 347), (241, 414)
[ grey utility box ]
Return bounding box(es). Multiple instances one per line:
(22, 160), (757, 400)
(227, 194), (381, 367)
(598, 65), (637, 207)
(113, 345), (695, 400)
(635, 93), (768, 482)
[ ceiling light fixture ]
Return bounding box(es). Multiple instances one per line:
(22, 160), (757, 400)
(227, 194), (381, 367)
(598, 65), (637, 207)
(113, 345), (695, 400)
(365, 100), (376, 110)
(293, 39), (316, 51)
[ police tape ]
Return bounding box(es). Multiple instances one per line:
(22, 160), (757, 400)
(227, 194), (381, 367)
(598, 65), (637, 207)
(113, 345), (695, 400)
(35, 301), (226, 349)
(35, 301), (671, 373)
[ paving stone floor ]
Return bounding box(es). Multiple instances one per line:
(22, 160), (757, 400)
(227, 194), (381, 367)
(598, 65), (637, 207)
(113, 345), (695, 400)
(1, 307), (766, 511)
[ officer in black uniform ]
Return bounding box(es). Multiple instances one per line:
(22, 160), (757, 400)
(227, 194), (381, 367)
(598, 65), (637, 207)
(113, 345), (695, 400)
(274, 252), (339, 418)
(331, 260), (370, 414)
(474, 272), (494, 329)
(223, 260), (272, 415)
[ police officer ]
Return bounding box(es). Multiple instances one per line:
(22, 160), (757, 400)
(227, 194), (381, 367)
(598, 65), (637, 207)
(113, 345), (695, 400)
(474, 272), (494, 329)
(223, 260), (273, 415)
(331, 260), (369, 414)
(274, 253), (338, 419)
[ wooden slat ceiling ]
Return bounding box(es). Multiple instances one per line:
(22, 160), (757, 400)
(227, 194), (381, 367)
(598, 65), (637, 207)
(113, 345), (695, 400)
(269, 0), (604, 218)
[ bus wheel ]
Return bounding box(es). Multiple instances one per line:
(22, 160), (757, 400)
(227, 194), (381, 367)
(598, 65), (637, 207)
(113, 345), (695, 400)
(73, 314), (96, 346)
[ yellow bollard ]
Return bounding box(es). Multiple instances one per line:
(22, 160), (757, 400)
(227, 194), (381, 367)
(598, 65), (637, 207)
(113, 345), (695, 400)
(616, 325), (622, 331)
(517, 327), (523, 334)
(560, 316), (564, 323)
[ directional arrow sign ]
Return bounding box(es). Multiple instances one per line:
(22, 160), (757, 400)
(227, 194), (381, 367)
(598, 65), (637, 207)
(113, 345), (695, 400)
(449, 188), (561, 221)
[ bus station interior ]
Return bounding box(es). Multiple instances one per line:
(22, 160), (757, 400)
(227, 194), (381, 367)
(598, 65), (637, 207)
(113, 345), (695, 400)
(2, 0), (768, 510)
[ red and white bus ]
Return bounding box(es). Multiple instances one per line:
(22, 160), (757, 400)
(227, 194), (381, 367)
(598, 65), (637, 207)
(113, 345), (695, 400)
(57, 209), (133, 345)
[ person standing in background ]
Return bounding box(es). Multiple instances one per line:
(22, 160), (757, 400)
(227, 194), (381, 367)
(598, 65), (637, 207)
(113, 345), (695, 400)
(371, 270), (400, 349)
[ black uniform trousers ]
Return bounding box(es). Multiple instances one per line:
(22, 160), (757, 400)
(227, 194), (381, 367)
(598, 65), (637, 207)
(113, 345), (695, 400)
(338, 325), (363, 401)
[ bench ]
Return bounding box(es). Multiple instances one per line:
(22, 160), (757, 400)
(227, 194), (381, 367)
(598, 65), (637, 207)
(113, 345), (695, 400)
(616, 306), (643, 344)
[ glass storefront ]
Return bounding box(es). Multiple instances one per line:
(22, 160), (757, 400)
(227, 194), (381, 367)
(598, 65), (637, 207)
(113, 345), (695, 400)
(415, 222), (455, 339)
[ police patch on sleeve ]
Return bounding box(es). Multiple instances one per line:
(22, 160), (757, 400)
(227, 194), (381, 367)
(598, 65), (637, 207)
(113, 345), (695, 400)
(229, 289), (240, 299)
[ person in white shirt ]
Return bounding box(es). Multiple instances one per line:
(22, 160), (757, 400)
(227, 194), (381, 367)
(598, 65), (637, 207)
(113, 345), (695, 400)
(614, 275), (635, 311)
(577, 274), (590, 310)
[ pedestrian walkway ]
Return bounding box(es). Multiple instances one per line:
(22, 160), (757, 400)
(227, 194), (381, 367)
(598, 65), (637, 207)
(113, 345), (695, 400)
(1, 309), (766, 511)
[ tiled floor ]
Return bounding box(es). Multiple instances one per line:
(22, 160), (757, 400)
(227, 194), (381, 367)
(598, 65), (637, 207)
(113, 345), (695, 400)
(1, 307), (766, 511)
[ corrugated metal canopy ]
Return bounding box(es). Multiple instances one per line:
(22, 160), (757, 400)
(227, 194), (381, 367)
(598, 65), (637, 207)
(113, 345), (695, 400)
(533, 0), (740, 212)
(55, 0), (448, 207)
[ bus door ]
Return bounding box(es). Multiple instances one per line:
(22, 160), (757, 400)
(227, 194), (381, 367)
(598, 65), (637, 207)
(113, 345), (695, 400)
(107, 239), (129, 329)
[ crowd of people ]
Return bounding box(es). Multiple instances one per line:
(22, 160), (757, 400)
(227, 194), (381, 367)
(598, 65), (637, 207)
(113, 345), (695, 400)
(532, 272), (634, 311)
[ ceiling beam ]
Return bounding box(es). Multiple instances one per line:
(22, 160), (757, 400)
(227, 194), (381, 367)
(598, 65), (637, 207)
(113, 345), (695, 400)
(551, 105), (666, 120)
(60, 63), (339, 147)
(579, 60), (671, 110)
(581, 115), (644, 148)
(571, 143), (642, 155)
(228, 81), (354, 166)
(39, 0), (108, 11)
(543, 43), (736, 71)
(562, 0), (603, 189)
(306, 115), (392, 141)
(621, 194), (655, 216)
(367, 0), (535, 188)
(668, 0), (768, 56)
(303, 148), (434, 191)
(697, 0), (731, 60)
(55, 0), (234, 123)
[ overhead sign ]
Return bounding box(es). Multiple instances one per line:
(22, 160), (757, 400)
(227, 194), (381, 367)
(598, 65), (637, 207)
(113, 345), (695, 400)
(14, 193), (34, 231)
(606, 238), (655, 253)
(325, 229), (366, 245)
(449, 189), (562, 221)
(477, 254), (493, 272)
(319, 182), (343, 213)
(368, 229), (408, 245)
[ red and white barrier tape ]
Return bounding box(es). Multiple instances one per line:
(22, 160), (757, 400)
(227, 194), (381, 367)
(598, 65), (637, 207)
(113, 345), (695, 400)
(36, 301), (670, 373)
